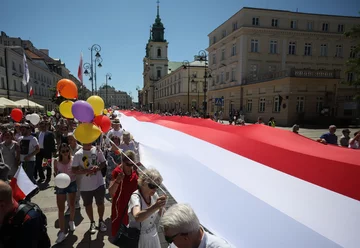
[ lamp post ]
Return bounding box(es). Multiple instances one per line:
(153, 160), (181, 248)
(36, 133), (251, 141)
(83, 44), (102, 95)
(105, 73), (112, 107)
(182, 60), (191, 113)
(195, 50), (212, 118)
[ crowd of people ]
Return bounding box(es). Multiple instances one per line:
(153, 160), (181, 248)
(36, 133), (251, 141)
(0, 110), (233, 248)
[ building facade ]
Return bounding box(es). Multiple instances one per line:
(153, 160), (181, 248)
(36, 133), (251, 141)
(98, 85), (132, 109)
(0, 31), (90, 111)
(206, 8), (360, 125)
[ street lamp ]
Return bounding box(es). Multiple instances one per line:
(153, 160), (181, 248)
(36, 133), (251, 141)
(195, 50), (212, 118)
(182, 60), (190, 113)
(105, 73), (112, 107)
(83, 44), (102, 95)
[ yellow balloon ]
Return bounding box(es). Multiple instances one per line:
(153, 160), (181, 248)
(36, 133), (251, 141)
(74, 123), (101, 144)
(103, 109), (108, 115)
(59, 100), (74, 119)
(87, 96), (104, 116)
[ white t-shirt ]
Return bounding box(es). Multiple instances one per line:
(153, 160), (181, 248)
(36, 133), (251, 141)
(71, 147), (106, 191)
(18, 135), (39, 162)
(107, 129), (123, 140)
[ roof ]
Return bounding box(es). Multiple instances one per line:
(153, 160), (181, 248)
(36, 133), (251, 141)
(25, 49), (42, 59)
(167, 61), (183, 74)
(189, 61), (206, 67)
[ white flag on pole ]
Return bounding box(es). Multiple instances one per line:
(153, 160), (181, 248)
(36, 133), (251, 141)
(22, 53), (30, 86)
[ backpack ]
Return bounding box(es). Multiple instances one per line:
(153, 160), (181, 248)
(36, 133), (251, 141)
(12, 200), (51, 248)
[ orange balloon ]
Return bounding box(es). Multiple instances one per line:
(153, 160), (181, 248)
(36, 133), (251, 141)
(57, 79), (78, 99)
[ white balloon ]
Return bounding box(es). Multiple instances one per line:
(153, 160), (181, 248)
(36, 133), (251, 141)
(30, 113), (40, 125)
(54, 173), (71, 189)
(25, 114), (31, 120)
(51, 111), (55, 115)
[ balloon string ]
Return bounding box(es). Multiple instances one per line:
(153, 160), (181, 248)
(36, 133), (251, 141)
(106, 137), (167, 196)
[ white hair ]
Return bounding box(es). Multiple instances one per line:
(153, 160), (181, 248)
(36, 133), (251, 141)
(160, 203), (200, 234)
(138, 168), (163, 187)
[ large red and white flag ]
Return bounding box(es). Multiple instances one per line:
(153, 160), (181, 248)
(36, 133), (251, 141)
(118, 111), (360, 248)
(29, 86), (34, 97)
(10, 165), (37, 201)
(78, 52), (83, 85)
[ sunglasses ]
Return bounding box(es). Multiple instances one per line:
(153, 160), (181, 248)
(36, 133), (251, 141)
(61, 149), (70, 153)
(165, 233), (181, 244)
(148, 183), (158, 190)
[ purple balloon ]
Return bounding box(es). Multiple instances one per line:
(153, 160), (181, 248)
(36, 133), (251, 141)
(71, 100), (94, 123)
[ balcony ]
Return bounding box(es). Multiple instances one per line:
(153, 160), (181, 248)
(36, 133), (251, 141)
(242, 68), (340, 85)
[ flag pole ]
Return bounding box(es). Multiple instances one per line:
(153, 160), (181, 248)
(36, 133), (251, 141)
(26, 85), (30, 110)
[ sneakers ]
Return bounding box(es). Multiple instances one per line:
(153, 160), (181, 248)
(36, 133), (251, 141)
(99, 220), (107, 232)
(89, 222), (97, 234)
(69, 221), (76, 232)
(64, 208), (70, 216)
(55, 231), (67, 244)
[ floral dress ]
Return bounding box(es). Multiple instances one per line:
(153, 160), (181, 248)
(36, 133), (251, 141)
(105, 149), (121, 188)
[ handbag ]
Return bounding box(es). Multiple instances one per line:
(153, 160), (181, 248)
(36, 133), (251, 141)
(113, 193), (142, 248)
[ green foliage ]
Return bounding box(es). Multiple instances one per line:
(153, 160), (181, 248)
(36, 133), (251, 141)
(49, 87), (66, 105)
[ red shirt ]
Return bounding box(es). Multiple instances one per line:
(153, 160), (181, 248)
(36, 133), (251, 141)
(111, 165), (138, 237)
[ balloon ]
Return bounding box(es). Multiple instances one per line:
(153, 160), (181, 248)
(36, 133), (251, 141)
(57, 79), (78, 99)
(103, 109), (108, 115)
(29, 113), (40, 125)
(25, 114), (31, 120)
(87, 96), (104, 116)
(74, 123), (101, 144)
(71, 100), (94, 123)
(59, 101), (74, 119)
(54, 173), (71, 189)
(46, 111), (51, 117)
(10, 109), (23, 122)
(93, 115), (111, 133)
(51, 110), (55, 116)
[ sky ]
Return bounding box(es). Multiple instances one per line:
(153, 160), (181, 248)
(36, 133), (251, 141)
(1, 0), (360, 102)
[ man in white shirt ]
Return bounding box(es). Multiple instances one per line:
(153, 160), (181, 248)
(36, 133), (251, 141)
(71, 143), (107, 234)
(161, 204), (233, 248)
(18, 123), (40, 184)
(107, 118), (123, 142)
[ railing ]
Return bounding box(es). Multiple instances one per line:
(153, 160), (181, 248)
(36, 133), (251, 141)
(242, 68), (341, 85)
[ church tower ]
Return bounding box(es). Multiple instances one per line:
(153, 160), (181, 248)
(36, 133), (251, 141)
(143, 0), (169, 111)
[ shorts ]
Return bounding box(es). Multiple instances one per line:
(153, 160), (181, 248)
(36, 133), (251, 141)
(55, 181), (77, 195)
(80, 185), (105, 207)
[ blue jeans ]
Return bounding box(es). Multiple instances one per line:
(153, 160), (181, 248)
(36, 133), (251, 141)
(22, 161), (36, 184)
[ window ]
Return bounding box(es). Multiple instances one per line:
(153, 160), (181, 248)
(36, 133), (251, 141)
(13, 80), (17, 91)
(290, 20), (297, 29)
(347, 72), (354, 82)
(212, 36), (217, 45)
(288, 42), (296, 55)
(221, 49), (225, 60)
(350, 46), (356, 58)
(231, 43), (237, 56)
(1, 77), (5, 89)
(259, 98), (266, 112)
(232, 21), (238, 31)
(220, 72), (224, 83)
(320, 44), (328, 56)
(271, 19), (278, 27)
(296, 96), (304, 113)
(273, 96), (280, 112)
(157, 48), (161, 57)
(12, 61), (16, 71)
(231, 68), (236, 81)
(322, 23), (329, 32)
(316, 97), (323, 113)
(252, 17), (259, 26)
(304, 43), (312, 56)
(269, 40), (277, 54)
(307, 21), (313, 31)
(157, 69), (161, 78)
(0, 57), (3, 67)
(212, 53), (216, 65)
(19, 64), (22, 73)
(338, 24), (344, 33)
(250, 64), (258, 78)
(335, 45), (343, 57)
(251, 39), (259, 52)
(246, 99), (252, 112)
(269, 65), (276, 72)
(222, 30), (227, 38)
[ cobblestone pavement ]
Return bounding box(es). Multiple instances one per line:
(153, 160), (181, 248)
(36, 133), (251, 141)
(33, 125), (359, 247)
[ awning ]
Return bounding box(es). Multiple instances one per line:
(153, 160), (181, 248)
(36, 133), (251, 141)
(0, 97), (21, 108)
(14, 99), (44, 109)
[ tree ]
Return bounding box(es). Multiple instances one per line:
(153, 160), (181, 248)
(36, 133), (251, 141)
(344, 20), (360, 99)
(49, 87), (66, 105)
